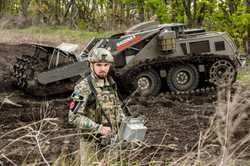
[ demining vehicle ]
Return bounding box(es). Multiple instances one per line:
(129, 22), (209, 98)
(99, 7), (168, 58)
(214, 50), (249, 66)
(13, 21), (244, 96)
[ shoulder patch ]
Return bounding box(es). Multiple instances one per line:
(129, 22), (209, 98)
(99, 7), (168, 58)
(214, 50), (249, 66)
(71, 90), (83, 101)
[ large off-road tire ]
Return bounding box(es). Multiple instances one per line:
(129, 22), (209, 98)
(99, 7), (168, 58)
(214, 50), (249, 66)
(134, 70), (161, 96)
(167, 64), (199, 92)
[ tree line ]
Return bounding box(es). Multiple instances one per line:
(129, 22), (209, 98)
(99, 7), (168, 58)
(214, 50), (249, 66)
(0, 0), (249, 52)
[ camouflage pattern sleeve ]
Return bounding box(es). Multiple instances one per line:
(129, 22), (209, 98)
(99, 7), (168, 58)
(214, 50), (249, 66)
(68, 79), (102, 133)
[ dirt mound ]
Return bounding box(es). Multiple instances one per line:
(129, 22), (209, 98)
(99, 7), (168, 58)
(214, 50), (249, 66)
(0, 16), (31, 29)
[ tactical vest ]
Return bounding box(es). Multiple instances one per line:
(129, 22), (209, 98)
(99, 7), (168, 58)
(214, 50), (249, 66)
(87, 75), (122, 132)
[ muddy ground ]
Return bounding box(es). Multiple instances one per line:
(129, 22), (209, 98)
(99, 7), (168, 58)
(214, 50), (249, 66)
(0, 43), (250, 165)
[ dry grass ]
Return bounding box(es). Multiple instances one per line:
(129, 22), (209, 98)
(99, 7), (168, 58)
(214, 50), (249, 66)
(0, 98), (171, 165)
(0, 101), (60, 165)
(172, 86), (250, 166)
(1, 85), (250, 165)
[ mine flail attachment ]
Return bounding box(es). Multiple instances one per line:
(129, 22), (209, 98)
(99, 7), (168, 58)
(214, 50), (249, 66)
(12, 44), (81, 96)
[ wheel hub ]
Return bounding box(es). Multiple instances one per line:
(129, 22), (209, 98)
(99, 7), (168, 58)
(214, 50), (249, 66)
(137, 77), (150, 90)
(176, 71), (189, 85)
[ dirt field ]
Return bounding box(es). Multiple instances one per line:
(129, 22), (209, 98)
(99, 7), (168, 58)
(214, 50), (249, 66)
(1, 43), (250, 165)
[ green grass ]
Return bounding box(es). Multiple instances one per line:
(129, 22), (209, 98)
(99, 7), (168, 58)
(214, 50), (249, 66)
(17, 26), (111, 39)
(0, 26), (112, 44)
(237, 63), (250, 81)
(237, 72), (250, 81)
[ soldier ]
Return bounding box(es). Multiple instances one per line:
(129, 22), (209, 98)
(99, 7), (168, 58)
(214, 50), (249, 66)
(68, 48), (125, 165)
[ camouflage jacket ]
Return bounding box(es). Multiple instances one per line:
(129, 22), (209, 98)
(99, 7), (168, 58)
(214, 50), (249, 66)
(68, 73), (124, 135)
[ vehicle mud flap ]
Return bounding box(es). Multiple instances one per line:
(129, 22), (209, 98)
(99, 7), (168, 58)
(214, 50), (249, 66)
(37, 61), (89, 85)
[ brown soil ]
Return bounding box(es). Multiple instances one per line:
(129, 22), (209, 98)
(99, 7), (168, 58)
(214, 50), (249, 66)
(0, 43), (250, 165)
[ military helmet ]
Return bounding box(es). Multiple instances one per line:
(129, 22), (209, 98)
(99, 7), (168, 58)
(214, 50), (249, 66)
(88, 48), (114, 63)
